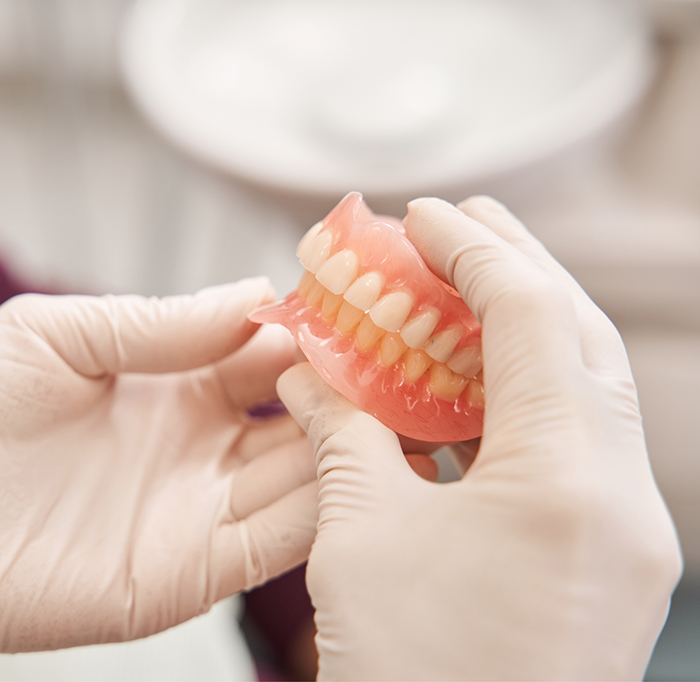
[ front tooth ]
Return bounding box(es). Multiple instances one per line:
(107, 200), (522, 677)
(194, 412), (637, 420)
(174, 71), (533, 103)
(297, 270), (315, 298)
(429, 363), (468, 400)
(355, 315), (385, 351)
(336, 300), (365, 334)
(299, 230), (333, 274)
(296, 221), (323, 260)
(322, 290), (344, 319)
(403, 348), (433, 381)
(380, 332), (407, 367)
(446, 345), (482, 378)
(465, 378), (485, 409)
(369, 291), (414, 332)
(399, 308), (441, 349)
(315, 249), (359, 295)
(343, 271), (385, 311)
(424, 326), (462, 363)
(306, 279), (326, 307)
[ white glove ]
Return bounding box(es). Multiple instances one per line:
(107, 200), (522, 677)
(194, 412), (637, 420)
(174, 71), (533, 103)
(277, 197), (682, 681)
(0, 279), (318, 653)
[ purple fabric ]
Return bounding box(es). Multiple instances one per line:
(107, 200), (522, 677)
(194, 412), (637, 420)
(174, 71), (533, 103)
(243, 563), (315, 679)
(247, 400), (288, 419)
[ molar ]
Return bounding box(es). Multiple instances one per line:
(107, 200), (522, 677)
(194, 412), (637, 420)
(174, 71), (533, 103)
(296, 221), (323, 260)
(343, 271), (385, 311)
(355, 315), (385, 351)
(429, 363), (468, 400)
(316, 249), (359, 295)
(336, 300), (365, 334)
(380, 332), (408, 367)
(403, 348), (433, 381)
(369, 291), (414, 333)
(399, 308), (441, 349)
(424, 326), (462, 363)
(299, 230), (333, 274)
(446, 345), (482, 378)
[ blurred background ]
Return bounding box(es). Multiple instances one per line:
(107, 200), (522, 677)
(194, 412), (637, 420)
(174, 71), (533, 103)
(0, 0), (697, 680)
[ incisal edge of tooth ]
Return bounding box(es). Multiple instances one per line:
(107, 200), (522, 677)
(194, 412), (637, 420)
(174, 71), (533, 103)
(403, 348), (433, 381)
(306, 279), (326, 307)
(322, 290), (344, 319)
(296, 221), (323, 260)
(355, 315), (385, 351)
(446, 345), (482, 378)
(343, 271), (385, 311)
(380, 332), (407, 367)
(429, 363), (468, 400)
(400, 308), (441, 349)
(369, 291), (414, 333)
(299, 230), (333, 274)
(336, 300), (364, 334)
(315, 249), (359, 295)
(424, 326), (462, 363)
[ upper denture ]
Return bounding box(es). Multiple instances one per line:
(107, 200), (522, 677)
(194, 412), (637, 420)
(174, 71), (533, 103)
(446, 345), (482, 378)
(295, 220), (323, 260)
(369, 291), (415, 333)
(316, 249), (359, 294)
(299, 230), (333, 273)
(343, 271), (385, 311)
(424, 327), (462, 363)
(399, 308), (441, 349)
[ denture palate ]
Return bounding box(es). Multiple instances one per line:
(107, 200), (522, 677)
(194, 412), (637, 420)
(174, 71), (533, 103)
(294, 228), (485, 407)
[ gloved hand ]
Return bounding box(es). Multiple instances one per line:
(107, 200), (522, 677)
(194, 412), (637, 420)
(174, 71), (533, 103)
(0, 278), (318, 653)
(278, 197), (683, 681)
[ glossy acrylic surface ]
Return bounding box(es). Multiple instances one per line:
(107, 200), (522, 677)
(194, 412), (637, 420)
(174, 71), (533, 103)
(250, 193), (483, 442)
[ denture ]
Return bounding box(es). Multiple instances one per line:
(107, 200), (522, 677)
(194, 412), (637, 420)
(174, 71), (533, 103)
(249, 193), (484, 442)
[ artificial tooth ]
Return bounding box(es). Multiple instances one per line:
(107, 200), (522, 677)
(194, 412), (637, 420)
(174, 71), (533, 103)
(336, 300), (365, 334)
(403, 348), (433, 381)
(297, 270), (315, 298)
(322, 290), (344, 319)
(296, 221), (323, 260)
(380, 332), (408, 367)
(399, 308), (441, 349)
(429, 363), (468, 400)
(465, 379), (485, 409)
(369, 291), (414, 332)
(316, 249), (359, 295)
(424, 326), (462, 363)
(446, 345), (482, 378)
(299, 230), (333, 274)
(306, 279), (326, 307)
(343, 271), (385, 311)
(355, 315), (385, 351)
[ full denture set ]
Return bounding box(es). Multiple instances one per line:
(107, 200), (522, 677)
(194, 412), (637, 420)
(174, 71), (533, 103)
(250, 193), (484, 442)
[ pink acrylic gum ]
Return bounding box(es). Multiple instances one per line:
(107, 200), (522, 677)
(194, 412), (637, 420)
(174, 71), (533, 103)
(249, 192), (484, 442)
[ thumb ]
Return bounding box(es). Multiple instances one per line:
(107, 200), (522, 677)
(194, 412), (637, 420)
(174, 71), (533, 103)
(403, 198), (583, 404)
(4, 278), (274, 376)
(277, 363), (414, 502)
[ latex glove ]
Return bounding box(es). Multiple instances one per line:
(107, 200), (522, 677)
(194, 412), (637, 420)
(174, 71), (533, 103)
(278, 198), (682, 681)
(0, 279), (318, 653)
